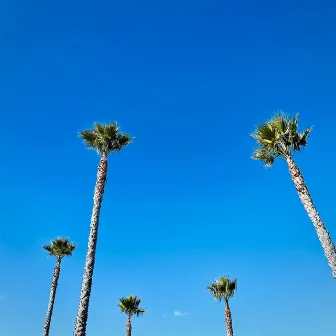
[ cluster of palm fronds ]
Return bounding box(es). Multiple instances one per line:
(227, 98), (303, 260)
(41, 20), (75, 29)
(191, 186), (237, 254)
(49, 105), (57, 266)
(252, 113), (312, 167)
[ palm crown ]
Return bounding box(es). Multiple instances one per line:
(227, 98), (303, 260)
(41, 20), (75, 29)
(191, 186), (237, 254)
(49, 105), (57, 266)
(207, 276), (237, 302)
(79, 122), (131, 155)
(43, 238), (76, 260)
(118, 296), (146, 317)
(251, 113), (312, 167)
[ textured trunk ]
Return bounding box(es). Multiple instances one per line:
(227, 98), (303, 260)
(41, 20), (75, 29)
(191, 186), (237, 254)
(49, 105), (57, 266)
(224, 298), (233, 336)
(126, 314), (132, 336)
(286, 156), (336, 279)
(73, 154), (108, 336)
(43, 258), (61, 336)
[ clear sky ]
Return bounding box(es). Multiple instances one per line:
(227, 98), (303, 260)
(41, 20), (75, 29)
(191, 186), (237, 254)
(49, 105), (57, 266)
(1, 0), (336, 335)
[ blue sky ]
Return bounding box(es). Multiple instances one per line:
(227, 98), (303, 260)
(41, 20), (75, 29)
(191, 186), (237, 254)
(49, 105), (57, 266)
(1, 0), (336, 335)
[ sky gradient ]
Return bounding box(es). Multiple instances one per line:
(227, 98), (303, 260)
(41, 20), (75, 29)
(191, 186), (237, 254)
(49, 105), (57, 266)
(1, 0), (336, 335)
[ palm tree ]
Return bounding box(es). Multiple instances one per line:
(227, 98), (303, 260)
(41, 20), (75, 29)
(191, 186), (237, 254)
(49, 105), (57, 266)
(43, 237), (76, 336)
(73, 122), (131, 336)
(251, 112), (336, 279)
(118, 295), (146, 336)
(207, 276), (237, 336)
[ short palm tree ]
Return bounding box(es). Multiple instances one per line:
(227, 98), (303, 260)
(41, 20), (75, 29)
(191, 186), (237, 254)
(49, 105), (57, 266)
(73, 122), (131, 336)
(207, 276), (237, 336)
(251, 112), (336, 279)
(118, 295), (146, 336)
(43, 237), (76, 336)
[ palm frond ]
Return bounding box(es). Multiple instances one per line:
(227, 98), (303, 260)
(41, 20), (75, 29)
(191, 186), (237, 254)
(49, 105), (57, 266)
(207, 275), (237, 301)
(135, 308), (147, 316)
(298, 127), (312, 148)
(118, 295), (146, 317)
(43, 237), (77, 259)
(251, 112), (313, 165)
(105, 123), (120, 139)
(79, 122), (132, 155)
(79, 130), (98, 150)
(272, 114), (287, 134)
(286, 114), (299, 142)
(252, 122), (277, 145)
(114, 133), (132, 151)
(252, 148), (275, 167)
(207, 283), (222, 301)
(226, 279), (237, 298)
(94, 123), (106, 138)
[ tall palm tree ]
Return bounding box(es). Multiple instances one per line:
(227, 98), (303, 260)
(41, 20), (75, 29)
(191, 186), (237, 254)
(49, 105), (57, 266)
(207, 276), (237, 336)
(43, 237), (76, 336)
(251, 113), (336, 279)
(118, 295), (146, 336)
(73, 122), (131, 336)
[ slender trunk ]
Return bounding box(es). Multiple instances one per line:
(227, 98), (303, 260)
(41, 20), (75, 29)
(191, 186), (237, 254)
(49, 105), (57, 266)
(73, 154), (108, 336)
(126, 314), (132, 336)
(286, 156), (336, 279)
(224, 298), (233, 336)
(43, 258), (61, 336)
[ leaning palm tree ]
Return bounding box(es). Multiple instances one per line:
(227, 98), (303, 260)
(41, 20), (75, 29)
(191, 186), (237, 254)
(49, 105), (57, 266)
(207, 276), (237, 336)
(43, 237), (76, 336)
(118, 295), (146, 336)
(251, 112), (336, 279)
(73, 122), (131, 336)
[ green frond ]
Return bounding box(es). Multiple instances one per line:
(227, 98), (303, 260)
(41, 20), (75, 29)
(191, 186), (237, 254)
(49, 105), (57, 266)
(135, 308), (147, 317)
(290, 114), (299, 133)
(251, 112), (312, 165)
(114, 133), (132, 151)
(252, 122), (277, 146)
(252, 148), (275, 167)
(104, 123), (120, 139)
(286, 114), (299, 143)
(297, 127), (312, 148)
(43, 237), (77, 259)
(94, 123), (106, 138)
(79, 130), (98, 150)
(79, 122), (132, 155)
(118, 295), (146, 317)
(207, 275), (237, 302)
(227, 279), (237, 298)
(207, 283), (222, 301)
(272, 114), (287, 134)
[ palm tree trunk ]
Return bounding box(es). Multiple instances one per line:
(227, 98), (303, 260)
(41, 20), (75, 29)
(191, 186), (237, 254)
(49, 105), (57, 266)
(126, 314), (132, 336)
(224, 298), (233, 336)
(43, 258), (61, 336)
(286, 156), (336, 279)
(73, 154), (108, 336)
